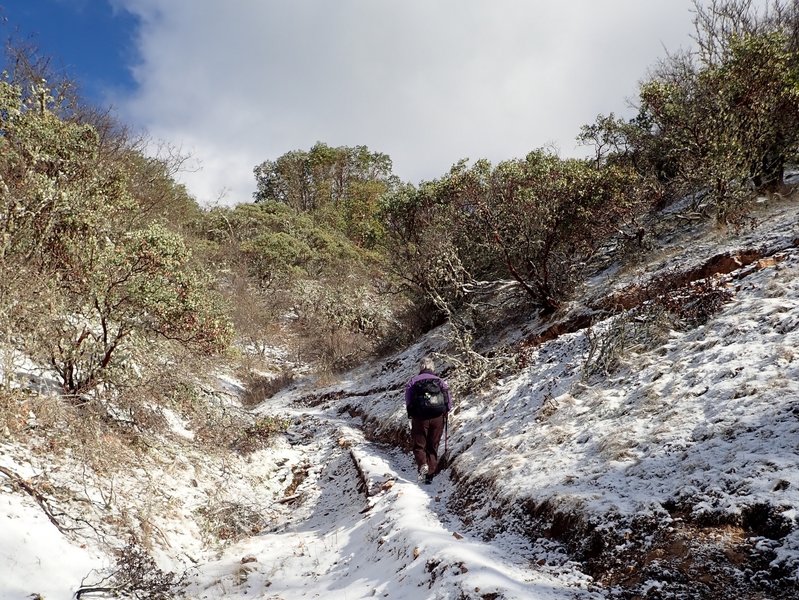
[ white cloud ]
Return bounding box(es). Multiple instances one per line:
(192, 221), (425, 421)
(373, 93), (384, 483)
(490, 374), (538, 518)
(113, 0), (708, 206)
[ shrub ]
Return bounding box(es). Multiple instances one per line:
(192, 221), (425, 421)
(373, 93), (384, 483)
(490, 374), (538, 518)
(240, 370), (295, 408)
(584, 276), (733, 378)
(658, 278), (735, 330)
(192, 198), (397, 372)
(292, 277), (399, 371)
(232, 415), (291, 455)
(78, 544), (185, 600)
(0, 83), (232, 394)
(379, 178), (468, 325)
(252, 141), (396, 248)
(584, 1), (799, 222)
(383, 151), (650, 314)
(583, 309), (671, 379)
(196, 501), (273, 543)
(24, 223), (232, 393)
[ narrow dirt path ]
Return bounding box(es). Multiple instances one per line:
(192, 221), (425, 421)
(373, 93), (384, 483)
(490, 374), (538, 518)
(183, 403), (601, 599)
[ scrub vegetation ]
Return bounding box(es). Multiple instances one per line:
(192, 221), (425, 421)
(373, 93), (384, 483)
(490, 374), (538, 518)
(2, 1), (799, 598)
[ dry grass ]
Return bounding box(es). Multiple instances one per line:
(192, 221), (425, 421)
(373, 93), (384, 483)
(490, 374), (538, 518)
(0, 388), (136, 470)
(239, 369), (295, 409)
(231, 415), (291, 455)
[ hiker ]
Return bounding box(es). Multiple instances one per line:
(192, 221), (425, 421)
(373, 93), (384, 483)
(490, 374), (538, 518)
(405, 356), (451, 484)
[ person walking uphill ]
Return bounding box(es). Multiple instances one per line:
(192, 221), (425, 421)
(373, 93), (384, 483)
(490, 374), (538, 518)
(405, 357), (451, 484)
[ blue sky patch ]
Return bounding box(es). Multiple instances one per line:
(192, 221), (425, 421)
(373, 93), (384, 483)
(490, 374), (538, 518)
(0, 0), (140, 105)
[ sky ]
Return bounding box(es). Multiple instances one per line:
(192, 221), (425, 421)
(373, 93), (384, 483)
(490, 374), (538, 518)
(0, 1), (767, 206)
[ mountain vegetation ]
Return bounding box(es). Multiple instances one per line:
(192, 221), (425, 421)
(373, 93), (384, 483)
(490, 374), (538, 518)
(1, 0), (798, 598)
(4, 0), (798, 390)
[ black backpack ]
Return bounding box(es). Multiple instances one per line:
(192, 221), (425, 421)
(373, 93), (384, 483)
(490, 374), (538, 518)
(411, 378), (447, 418)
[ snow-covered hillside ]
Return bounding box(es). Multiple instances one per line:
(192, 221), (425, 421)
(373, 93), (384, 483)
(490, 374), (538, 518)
(1, 193), (798, 599)
(301, 192), (799, 598)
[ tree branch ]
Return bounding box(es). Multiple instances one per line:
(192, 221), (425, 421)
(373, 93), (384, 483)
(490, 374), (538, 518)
(0, 465), (70, 535)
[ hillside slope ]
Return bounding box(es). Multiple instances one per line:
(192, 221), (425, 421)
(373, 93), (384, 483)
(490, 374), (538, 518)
(1, 194), (798, 600)
(309, 192), (799, 598)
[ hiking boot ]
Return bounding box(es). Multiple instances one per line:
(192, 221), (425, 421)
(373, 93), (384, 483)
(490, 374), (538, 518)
(424, 473), (433, 485)
(418, 464), (429, 482)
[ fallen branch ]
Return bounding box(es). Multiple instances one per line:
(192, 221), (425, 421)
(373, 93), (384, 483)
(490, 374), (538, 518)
(276, 493), (302, 504)
(349, 448), (368, 495)
(74, 584), (124, 599)
(0, 465), (69, 535)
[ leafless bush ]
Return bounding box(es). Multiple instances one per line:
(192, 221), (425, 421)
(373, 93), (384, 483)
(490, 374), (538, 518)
(584, 275), (733, 378)
(7, 400), (143, 509)
(583, 308), (672, 379)
(225, 271), (289, 357)
(110, 352), (211, 437)
(291, 277), (399, 373)
(190, 398), (250, 451)
(660, 278), (734, 329)
(77, 543), (185, 599)
(296, 326), (371, 374)
(196, 500), (274, 543)
(0, 387), (39, 438)
(536, 394), (560, 422)
(116, 544), (185, 599)
(185, 386), (289, 456)
(0, 387), (131, 467)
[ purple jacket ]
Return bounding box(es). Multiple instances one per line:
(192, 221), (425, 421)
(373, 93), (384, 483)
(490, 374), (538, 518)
(405, 369), (451, 415)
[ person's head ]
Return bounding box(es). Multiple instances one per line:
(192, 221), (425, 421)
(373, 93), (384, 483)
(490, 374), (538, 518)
(419, 356), (435, 373)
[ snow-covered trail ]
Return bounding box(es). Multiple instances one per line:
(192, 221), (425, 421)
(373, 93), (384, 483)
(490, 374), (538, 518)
(185, 407), (599, 600)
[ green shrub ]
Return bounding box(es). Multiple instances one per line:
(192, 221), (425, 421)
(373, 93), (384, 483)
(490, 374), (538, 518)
(0, 82), (232, 394)
(253, 141), (396, 248)
(583, 2), (799, 222)
(381, 151), (649, 314)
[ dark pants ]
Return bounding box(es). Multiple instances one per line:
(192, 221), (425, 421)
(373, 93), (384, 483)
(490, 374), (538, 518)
(411, 414), (446, 475)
